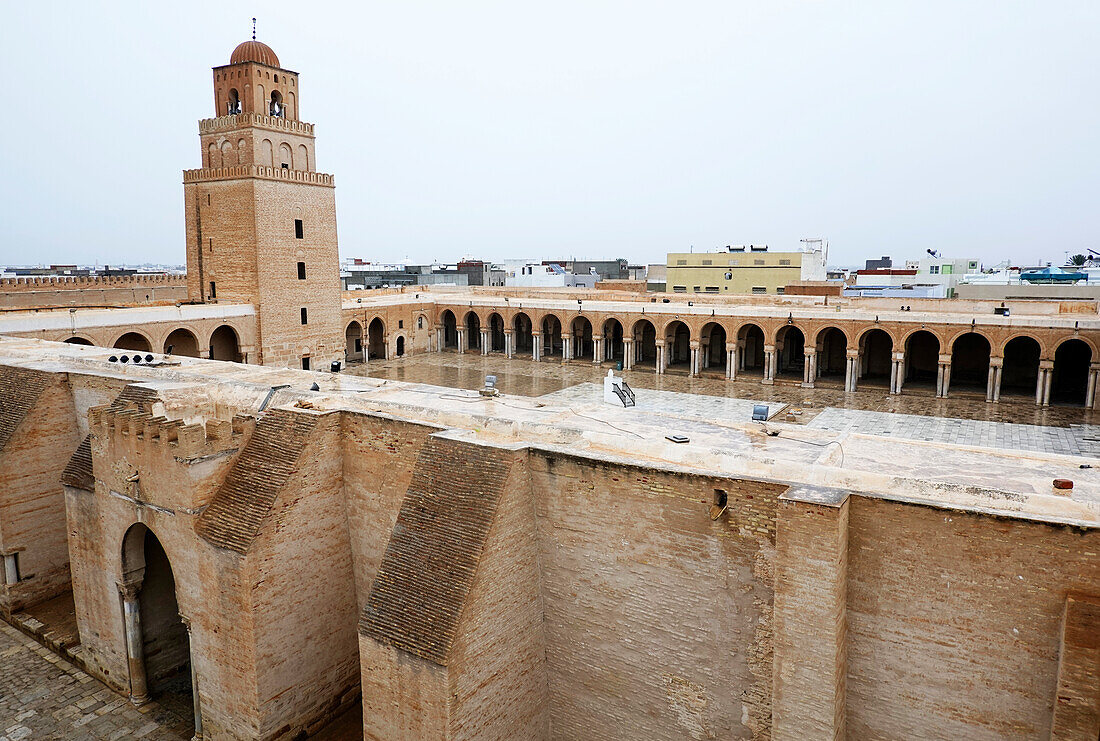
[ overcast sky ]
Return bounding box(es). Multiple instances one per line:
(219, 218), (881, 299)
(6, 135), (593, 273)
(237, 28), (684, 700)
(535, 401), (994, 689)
(2, 1), (1098, 268)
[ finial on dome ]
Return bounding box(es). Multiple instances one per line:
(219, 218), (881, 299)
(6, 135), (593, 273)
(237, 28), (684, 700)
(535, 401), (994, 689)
(252, 17), (257, 41)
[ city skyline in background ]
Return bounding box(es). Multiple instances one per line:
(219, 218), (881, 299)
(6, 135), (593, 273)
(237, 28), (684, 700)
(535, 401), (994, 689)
(3, 1), (1098, 268)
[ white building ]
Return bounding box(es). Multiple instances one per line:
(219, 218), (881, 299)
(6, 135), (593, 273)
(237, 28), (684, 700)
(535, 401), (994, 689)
(506, 263), (598, 288)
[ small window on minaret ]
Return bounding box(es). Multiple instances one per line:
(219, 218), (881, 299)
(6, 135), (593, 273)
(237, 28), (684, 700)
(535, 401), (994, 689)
(301, 357), (310, 370)
(209, 282), (216, 299)
(297, 262), (306, 280)
(294, 219), (304, 239)
(301, 307), (308, 325)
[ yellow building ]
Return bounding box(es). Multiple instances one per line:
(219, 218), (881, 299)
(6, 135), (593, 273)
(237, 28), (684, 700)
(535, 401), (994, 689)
(666, 246), (815, 295)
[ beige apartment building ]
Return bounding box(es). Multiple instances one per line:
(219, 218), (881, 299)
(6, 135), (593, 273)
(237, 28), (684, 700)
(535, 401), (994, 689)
(666, 244), (827, 295)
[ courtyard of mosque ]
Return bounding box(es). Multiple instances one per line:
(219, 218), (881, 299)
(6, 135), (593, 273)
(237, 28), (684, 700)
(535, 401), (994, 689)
(345, 351), (1100, 458)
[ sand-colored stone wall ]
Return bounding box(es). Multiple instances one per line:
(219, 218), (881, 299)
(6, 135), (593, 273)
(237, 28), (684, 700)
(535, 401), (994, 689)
(845, 495), (1100, 740)
(529, 452), (784, 740)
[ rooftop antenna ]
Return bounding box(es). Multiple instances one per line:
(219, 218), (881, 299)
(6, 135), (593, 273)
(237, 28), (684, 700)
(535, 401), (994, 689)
(252, 17), (257, 40)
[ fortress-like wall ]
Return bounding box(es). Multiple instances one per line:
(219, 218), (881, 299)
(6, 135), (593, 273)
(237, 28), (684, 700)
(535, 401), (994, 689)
(0, 275), (188, 310)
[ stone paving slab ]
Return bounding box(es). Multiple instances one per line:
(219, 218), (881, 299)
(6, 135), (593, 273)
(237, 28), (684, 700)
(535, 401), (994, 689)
(807, 407), (1100, 458)
(540, 382), (1100, 458)
(538, 382), (771, 423)
(0, 621), (188, 741)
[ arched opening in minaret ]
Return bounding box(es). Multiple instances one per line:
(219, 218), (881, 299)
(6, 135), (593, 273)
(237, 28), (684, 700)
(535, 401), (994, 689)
(227, 88), (241, 115)
(270, 90), (284, 118)
(164, 328), (200, 358)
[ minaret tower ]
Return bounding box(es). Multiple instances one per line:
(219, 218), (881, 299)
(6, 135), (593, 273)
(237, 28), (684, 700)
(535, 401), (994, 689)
(183, 28), (343, 370)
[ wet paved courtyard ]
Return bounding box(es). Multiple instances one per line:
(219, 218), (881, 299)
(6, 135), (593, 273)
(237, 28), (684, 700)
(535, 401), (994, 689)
(0, 621), (190, 741)
(346, 351), (1099, 457)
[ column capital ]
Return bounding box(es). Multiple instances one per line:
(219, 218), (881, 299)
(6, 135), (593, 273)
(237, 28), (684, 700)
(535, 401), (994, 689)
(655, 339), (667, 347)
(938, 354), (953, 364)
(117, 579), (142, 601)
(1039, 359), (1055, 370)
(764, 344), (776, 353)
(502, 328), (513, 335)
(892, 352), (906, 361)
(725, 342), (736, 352)
(623, 337), (634, 344)
(561, 332), (573, 339)
(989, 356), (1004, 368)
(846, 348), (859, 358)
(803, 347), (817, 356)
(689, 341), (700, 350)
(592, 334), (604, 341)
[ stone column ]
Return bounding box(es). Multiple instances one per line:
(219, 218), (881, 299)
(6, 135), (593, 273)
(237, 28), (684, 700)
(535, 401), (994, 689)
(763, 345), (777, 384)
(180, 615), (203, 741)
(655, 340), (666, 375)
(457, 327), (466, 354)
(802, 349), (816, 388)
(435, 327), (443, 352)
(890, 352), (905, 394)
(1039, 359), (1054, 406)
(593, 335), (604, 365)
(844, 349), (858, 392)
(561, 334), (572, 362)
(738, 341), (747, 372)
(935, 354), (951, 398)
(503, 329), (513, 358)
(532, 332), (541, 362)
(1087, 363), (1099, 409)
(726, 342), (737, 380)
(3, 552), (18, 584)
(118, 580), (150, 706)
(480, 329), (489, 355)
(689, 341), (700, 377)
(987, 357), (1004, 403)
(623, 339), (634, 370)
(701, 342), (710, 369)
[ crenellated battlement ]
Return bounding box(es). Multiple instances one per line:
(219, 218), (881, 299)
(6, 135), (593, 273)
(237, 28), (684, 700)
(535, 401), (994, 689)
(183, 164), (334, 186)
(0, 274), (185, 291)
(90, 403), (252, 462)
(198, 112), (314, 136)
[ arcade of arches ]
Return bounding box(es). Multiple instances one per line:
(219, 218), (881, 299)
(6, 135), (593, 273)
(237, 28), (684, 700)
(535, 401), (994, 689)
(423, 306), (1100, 408)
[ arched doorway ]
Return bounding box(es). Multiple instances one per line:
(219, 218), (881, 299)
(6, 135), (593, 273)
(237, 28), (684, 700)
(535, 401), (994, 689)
(210, 325), (240, 362)
(513, 313), (533, 356)
(1001, 336), (1041, 398)
(488, 313), (505, 353)
(664, 321), (691, 370)
(114, 332), (152, 352)
(464, 312), (481, 352)
(1052, 339), (1091, 406)
(701, 322), (727, 374)
(119, 525), (193, 732)
(859, 328), (892, 387)
(572, 317), (594, 360)
(442, 311), (458, 349)
(396, 336), (405, 357)
(542, 315), (562, 358)
(345, 322), (364, 362)
(602, 318), (624, 362)
(816, 328), (847, 381)
(951, 332), (992, 393)
(905, 330), (940, 387)
(164, 328), (200, 358)
(368, 318), (386, 360)
(775, 325), (805, 379)
(632, 319), (657, 368)
(737, 324), (766, 376)
(64, 336), (94, 346)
